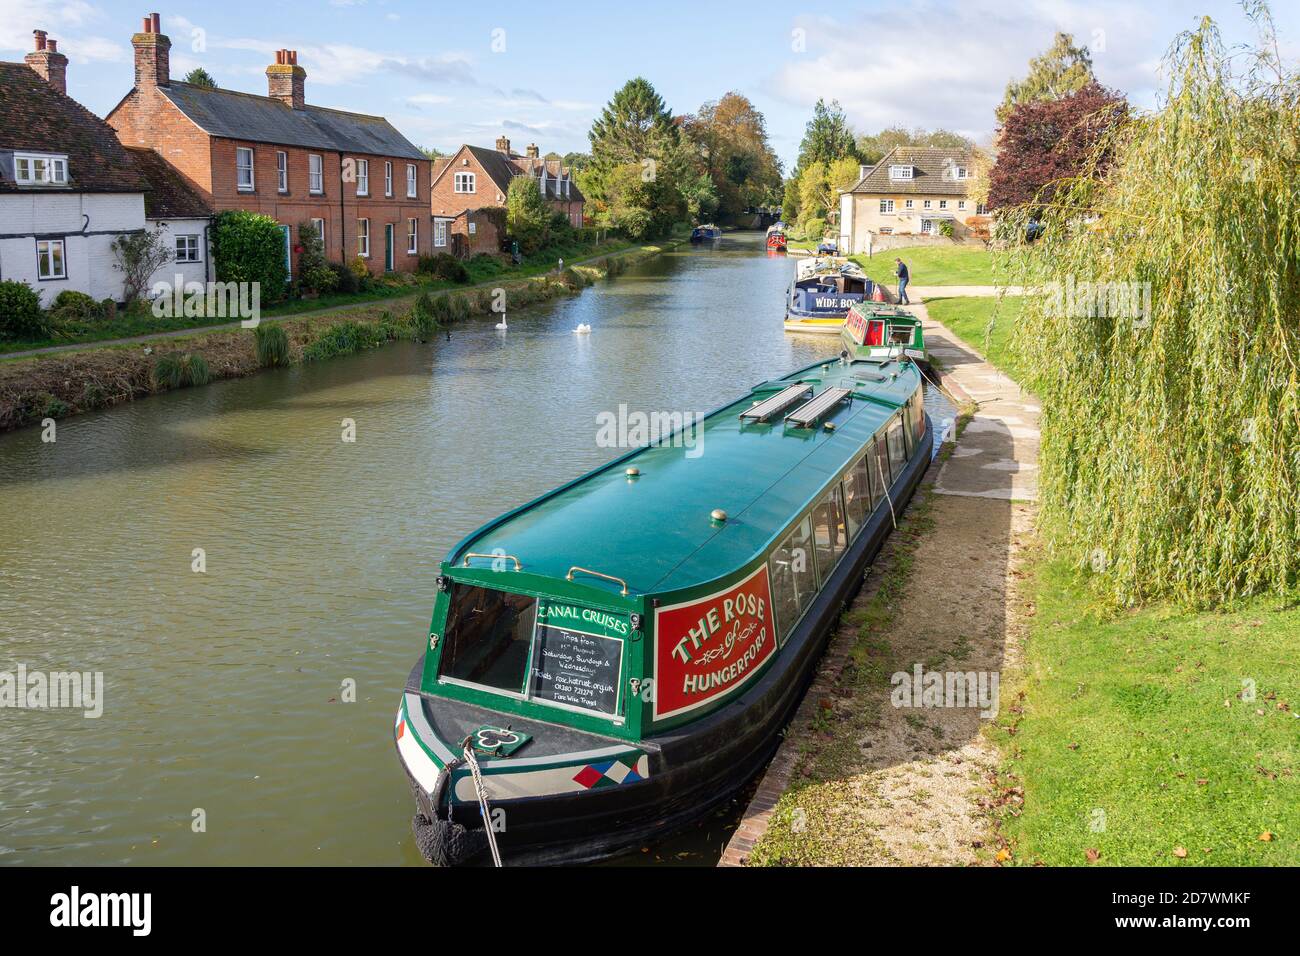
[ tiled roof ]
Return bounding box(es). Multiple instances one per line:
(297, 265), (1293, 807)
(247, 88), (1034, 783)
(0, 61), (147, 194)
(436, 144), (584, 204)
(159, 81), (425, 160)
(850, 146), (974, 197)
(125, 147), (213, 219)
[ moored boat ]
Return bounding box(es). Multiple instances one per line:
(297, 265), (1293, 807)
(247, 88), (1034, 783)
(842, 300), (927, 363)
(784, 257), (874, 333)
(690, 224), (722, 242)
(394, 355), (933, 866)
(766, 222), (787, 251)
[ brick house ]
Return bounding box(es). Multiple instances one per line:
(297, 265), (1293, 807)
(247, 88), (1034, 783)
(107, 12), (431, 277)
(1, 29), (215, 304)
(430, 136), (584, 256)
(838, 146), (988, 254)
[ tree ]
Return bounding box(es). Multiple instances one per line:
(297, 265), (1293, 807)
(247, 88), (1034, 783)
(506, 175), (551, 254)
(112, 226), (172, 303)
(988, 81), (1128, 213)
(420, 146), (445, 160)
(183, 67), (217, 89)
(857, 126), (973, 165)
(997, 32), (1095, 123)
(589, 77), (680, 170)
(796, 99), (859, 171)
(682, 92), (784, 220)
(562, 152), (592, 174)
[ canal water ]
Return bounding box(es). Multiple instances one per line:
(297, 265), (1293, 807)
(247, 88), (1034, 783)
(0, 231), (954, 865)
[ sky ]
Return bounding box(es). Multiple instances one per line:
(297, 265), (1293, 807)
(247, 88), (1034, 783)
(2, 0), (1296, 171)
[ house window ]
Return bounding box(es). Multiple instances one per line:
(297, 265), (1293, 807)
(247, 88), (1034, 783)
(36, 239), (66, 280)
(879, 199), (894, 214)
(958, 200), (967, 210)
(385, 161), (393, 197)
(236, 147), (255, 191)
(939, 199), (947, 209)
(434, 219), (448, 247)
(357, 218), (369, 257)
(175, 234), (201, 262)
(888, 165), (913, 181)
(309, 154), (323, 194)
(454, 172), (475, 193)
(15, 153), (68, 185)
(406, 163), (417, 198)
(356, 159), (369, 196)
(310, 217), (326, 248)
(923, 199), (932, 209)
(977, 202), (988, 215)
(407, 217), (418, 254)
(904, 199), (914, 209)
(277, 151), (288, 192)
(468, 221), (476, 236)
(952, 165), (969, 180)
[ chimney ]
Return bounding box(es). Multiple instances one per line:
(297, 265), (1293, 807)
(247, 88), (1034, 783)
(525, 143), (540, 159)
(25, 30), (69, 95)
(132, 11), (170, 89)
(266, 49), (306, 110)
(495, 136), (511, 155)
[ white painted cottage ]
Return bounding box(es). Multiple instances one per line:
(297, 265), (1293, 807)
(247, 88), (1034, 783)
(0, 31), (210, 309)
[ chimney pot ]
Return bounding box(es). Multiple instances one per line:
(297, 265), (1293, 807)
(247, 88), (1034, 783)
(25, 30), (68, 94)
(151, 12), (161, 33)
(132, 11), (171, 88)
(47, 39), (57, 52)
(33, 30), (47, 51)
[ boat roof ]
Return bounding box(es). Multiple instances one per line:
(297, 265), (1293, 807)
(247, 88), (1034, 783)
(796, 257), (866, 281)
(450, 359), (921, 598)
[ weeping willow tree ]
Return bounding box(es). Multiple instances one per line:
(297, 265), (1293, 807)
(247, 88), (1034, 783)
(1001, 5), (1299, 607)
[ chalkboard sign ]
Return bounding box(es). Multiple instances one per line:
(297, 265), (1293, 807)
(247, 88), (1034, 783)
(529, 623), (623, 717)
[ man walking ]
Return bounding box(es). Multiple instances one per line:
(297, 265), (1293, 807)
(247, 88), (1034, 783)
(895, 257), (911, 305)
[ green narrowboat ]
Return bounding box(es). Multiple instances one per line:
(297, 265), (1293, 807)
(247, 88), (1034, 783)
(395, 355), (933, 866)
(842, 300), (927, 364)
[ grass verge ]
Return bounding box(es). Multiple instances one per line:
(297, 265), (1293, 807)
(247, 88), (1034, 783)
(924, 296), (1027, 381)
(850, 245), (996, 287)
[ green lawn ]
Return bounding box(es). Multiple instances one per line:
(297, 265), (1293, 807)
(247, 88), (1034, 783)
(924, 296), (1027, 381)
(1000, 557), (1300, 866)
(850, 244), (995, 286)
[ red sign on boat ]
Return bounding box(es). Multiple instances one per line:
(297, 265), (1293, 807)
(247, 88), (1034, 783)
(652, 565), (775, 720)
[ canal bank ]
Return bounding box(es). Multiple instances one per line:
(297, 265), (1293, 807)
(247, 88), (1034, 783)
(721, 301), (1041, 866)
(0, 235), (689, 434)
(0, 231), (845, 865)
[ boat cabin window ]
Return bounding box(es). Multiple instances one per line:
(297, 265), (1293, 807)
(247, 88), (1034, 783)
(842, 457), (870, 539)
(438, 585), (537, 695)
(908, 395), (927, 445)
(887, 417), (909, 478)
(872, 433), (892, 502)
(769, 515), (816, 644)
(812, 486), (848, 583)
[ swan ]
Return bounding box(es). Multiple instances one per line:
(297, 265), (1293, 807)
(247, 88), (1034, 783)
(495, 314), (508, 331)
(574, 323), (591, 335)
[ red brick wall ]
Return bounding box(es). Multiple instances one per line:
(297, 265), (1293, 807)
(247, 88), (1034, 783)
(107, 86), (213, 194)
(431, 146), (507, 219)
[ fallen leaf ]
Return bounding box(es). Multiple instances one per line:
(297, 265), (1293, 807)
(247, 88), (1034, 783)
(1068, 742), (1080, 751)
(1196, 778), (1209, 786)
(995, 848), (1011, 863)
(1085, 848), (1101, 862)
(1259, 832), (1274, 842)
(1173, 846), (1188, 858)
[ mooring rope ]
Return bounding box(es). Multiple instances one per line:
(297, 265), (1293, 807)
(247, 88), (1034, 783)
(875, 452), (898, 530)
(462, 744), (502, 868)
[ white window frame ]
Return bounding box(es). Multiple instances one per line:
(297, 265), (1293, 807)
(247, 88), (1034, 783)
(888, 165), (913, 181)
(175, 234), (201, 263)
(356, 159), (369, 197)
(977, 202), (988, 215)
(310, 217), (326, 249)
(923, 199), (932, 209)
(357, 218), (370, 258)
(939, 199), (947, 210)
(904, 199), (913, 209)
(407, 163), (417, 198)
(958, 200), (967, 210)
(434, 219), (448, 247)
(407, 217), (418, 255)
(15, 153), (69, 185)
(385, 161), (393, 197)
(952, 165), (969, 180)
(879, 199), (894, 214)
(36, 238), (66, 280)
(236, 147), (255, 191)
(453, 172), (475, 194)
(277, 151), (288, 193)
(308, 154), (323, 194)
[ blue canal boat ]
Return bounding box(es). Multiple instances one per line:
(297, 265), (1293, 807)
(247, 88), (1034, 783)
(784, 257), (874, 333)
(690, 224), (722, 242)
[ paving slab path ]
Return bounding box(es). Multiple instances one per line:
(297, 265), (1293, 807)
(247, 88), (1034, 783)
(720, 302), (1039, 867)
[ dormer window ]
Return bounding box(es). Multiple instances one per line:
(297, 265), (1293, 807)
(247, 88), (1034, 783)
(888, 165), (913, 181)
(945, 163), (969, 181)
(15, 153), (69, 185)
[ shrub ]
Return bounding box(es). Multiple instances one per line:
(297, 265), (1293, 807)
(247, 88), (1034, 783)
(254, 323), (290, 367)
(410, 292), (439, 340)
(507, 174), (551, 254)
(302, 321), (391, 362)
(52, 290), (98, 319)
(211, 210), (289, 304)
(153, 352), (210, 389)
(111, 227), (171, 303)
(349, 257), (370, 285)
(0, 280), (48, 340)
(297, 221), (337, 296)
(801, 216), (826, 241)
(938, 220), (955, 238)
(97, 298), (118, 321)
(330, 262), (359, 295)
(448, 294), (470, 322)
(418, 253), (470, 283)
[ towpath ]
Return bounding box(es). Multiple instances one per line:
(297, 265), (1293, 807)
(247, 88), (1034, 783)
(720, 300), (1038, 866)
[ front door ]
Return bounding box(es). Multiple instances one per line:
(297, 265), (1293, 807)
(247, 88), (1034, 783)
(384, 224), (394, 272)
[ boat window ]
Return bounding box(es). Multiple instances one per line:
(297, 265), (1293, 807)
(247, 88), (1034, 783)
(812, 486), (847, 582)
(843, 457), (870, 539)
(438, 585), (537, 695)
(887, 417), (909, 478)
(769, 515), (816, 643)
(872, 433), (892, 502)
(909, 395), (927, 445)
